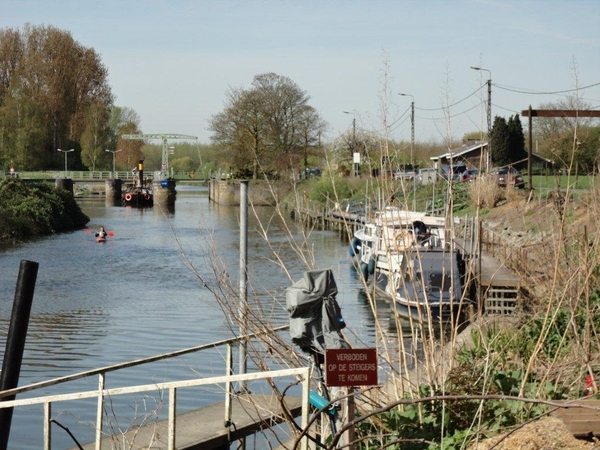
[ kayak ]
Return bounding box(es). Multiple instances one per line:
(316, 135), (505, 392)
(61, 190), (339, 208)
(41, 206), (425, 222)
(96, 236), (107, 243)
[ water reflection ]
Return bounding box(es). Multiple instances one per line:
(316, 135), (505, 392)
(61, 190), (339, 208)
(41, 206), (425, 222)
(0, 186), (382, 448)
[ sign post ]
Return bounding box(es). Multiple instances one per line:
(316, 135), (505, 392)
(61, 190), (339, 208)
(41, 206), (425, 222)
(326, 348), (377, 449)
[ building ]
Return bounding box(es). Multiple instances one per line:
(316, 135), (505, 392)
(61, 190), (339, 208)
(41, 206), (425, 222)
(430, 140), (553, 173)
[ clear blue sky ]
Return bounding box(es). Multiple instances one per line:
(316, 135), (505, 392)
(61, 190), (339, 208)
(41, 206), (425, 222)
(2, 0), (599, 145)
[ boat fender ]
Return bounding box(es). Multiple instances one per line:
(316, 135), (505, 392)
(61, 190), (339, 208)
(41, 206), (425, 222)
(367, 256), (375, 275)
(360, 262), (369, 281)
(349, 237), (361, 257)
(124, 193), (132, 201)
(394, 231), (414, 251)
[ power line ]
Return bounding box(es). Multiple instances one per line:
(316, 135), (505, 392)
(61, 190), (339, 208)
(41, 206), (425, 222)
(415, 100), (485, 122)
(415, 81), (487, 112)
(494, 81), (600, 95)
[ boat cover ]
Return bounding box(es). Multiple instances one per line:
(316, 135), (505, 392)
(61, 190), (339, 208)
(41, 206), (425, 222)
(286, 269), (348, 355)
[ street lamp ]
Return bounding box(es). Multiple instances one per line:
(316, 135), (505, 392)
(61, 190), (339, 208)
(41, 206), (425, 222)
(470, 66), (492, 171)
(105, 149), (121, 178)
(343, 111), (357, 176)
(57, 148), (74, 173)
(398, 93), (415, 166)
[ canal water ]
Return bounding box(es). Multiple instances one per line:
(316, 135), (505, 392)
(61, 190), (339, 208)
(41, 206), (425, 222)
(0, 185), (390, 449)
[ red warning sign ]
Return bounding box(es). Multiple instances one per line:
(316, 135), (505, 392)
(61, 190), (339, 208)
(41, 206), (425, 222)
(325, 348), (378, 387)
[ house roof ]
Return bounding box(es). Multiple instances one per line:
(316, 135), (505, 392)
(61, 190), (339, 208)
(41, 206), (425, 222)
(430, 141), (553, 165)
(430, 141), (487, 162)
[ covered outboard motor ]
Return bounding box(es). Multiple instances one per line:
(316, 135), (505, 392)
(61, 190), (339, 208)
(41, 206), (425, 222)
(286, 269), (348, 359)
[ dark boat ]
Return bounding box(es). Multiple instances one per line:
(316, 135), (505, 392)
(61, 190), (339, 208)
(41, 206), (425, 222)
(122, 186), (154, 207)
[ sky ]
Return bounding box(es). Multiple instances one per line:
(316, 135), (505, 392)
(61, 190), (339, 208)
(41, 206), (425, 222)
(1, 0), (599, 145)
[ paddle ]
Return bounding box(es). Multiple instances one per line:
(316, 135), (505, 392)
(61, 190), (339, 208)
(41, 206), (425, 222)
(85, 229), (114, 237)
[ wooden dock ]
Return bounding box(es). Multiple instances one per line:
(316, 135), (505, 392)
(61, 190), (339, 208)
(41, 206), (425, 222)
(76, 393), (303, 450)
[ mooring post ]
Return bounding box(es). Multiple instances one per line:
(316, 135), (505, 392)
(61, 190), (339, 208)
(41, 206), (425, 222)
(0, 260), (39, 450)
(239, 181), (249, 392)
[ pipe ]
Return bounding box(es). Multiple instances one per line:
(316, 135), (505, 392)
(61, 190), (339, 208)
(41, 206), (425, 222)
(0, 260), (39, 450)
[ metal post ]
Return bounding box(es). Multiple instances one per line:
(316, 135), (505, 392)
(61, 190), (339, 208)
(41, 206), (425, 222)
(470, 67), (492, 171)
(0, 260), (39, 450)
(343, 111), (356, 176)
(106, 149), (121, 179)
(239, 181), (248, 391)
(527, 105), (533, 191)
(487, 78), (492, 171)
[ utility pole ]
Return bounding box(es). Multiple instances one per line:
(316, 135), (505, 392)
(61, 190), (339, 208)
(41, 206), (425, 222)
(399, 93), (415, 166)
(471, 66), (492, 172)
(344, 111), (357, 176)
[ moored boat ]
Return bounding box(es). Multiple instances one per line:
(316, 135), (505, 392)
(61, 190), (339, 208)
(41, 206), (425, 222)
(350, 207), (470, 325)
(122, 187), (154, 207)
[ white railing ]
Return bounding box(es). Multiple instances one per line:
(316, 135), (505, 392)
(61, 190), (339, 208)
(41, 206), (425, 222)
(0, 326), (311, 450)
(1, 366), (310, 450)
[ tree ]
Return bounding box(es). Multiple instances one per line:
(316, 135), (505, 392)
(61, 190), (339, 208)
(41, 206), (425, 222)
(489, 114), (526, 168)
(209, 73), (327, 178)
(116, 121), (144, 170)
(490, 116), (510, 166)
(507, 114), (526, 164)
(532, 96), (599, 171)
(81, 100), (110, 171)
(0, 24), (113, 170)
(108, 106), (142, 171)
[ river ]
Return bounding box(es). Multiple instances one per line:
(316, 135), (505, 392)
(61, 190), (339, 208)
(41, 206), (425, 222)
(0, 185), (389, 449)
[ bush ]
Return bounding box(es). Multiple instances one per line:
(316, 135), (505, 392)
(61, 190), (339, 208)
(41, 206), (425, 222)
(0, 178), (89, 240)
(468, 175), (503, 208)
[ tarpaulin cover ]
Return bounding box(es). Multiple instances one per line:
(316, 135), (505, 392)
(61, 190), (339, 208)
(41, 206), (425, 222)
(286, 269), (348, 355)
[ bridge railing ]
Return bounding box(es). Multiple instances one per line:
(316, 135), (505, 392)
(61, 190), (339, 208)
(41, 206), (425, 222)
(4, 171), (210, 181)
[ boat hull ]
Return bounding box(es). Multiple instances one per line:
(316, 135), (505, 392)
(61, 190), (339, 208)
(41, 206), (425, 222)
(122, 189), (153, 207)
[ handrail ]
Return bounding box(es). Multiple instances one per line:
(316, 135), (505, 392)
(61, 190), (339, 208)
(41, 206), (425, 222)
(0, 325), (295, 449)
(0, 366), (311, 450)
(0, 325), (290, 399)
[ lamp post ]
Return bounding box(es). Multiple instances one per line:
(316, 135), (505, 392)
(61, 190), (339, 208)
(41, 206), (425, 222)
(343, 111), (357, 176)
(105, 149), (121, 178)
(398, 93), (415, 166)
(470, 66), (492, 171)
(57, 148), (74, 173)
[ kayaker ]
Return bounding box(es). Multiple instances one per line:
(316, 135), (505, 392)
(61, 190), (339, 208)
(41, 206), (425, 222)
(95, 227), (107, 238)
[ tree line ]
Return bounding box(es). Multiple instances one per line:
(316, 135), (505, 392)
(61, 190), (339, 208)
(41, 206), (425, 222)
(0, 24), (144, 173)
(1, 24), (596, 178)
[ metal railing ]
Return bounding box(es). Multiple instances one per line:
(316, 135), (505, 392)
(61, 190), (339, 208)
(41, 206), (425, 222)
(0, 326), (311, 450)
(2, 171), (211, 181)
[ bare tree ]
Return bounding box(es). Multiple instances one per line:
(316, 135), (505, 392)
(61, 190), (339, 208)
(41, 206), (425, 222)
(209, 73), (327, 178)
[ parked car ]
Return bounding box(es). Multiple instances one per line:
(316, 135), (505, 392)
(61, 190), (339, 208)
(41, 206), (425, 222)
(393, 164), (416, 181)
(491, 167), (525, 188)
(442, 163), (467, 181)
(460, 169), (479, 182)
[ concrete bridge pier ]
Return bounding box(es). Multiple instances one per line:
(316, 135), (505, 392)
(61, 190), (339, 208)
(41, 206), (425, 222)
(105, 179), (122, 199)
(55, 178), (74, 195)
(152, 179), (176, 207)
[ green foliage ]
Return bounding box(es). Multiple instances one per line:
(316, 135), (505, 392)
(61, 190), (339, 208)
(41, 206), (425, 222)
(0, 24), (113, 171)
(490, 114), (527, 167)
(0, 178), (89, 240)
(306, 170), (363, 203)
